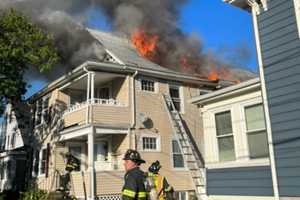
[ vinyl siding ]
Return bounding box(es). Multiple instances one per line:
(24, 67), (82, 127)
(135, 79), (194, 191)
(207, 166), (274, 196)
(92, 105), (131, 125)
(257, 0), (300, 196)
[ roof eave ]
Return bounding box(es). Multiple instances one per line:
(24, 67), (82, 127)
(189, 77), (261, 105)
(28, 61), (217, 102)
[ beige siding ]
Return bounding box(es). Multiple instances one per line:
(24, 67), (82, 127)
(92, 106), (131, 125)
(113, 77), (129, 105)
(135, 80), (194, 191)
(181, 85), (205, 154)
(112, 134), (129, 167)
(63, 108), (87, 127)
(95, 171), (124, 195)
(69, 172), (90, 197)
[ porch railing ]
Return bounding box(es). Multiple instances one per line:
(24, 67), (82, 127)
(63, 98), (126, 115)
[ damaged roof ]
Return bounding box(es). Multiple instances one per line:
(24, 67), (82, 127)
(88, 29), (186, 75)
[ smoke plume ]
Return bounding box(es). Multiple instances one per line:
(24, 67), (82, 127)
(1, 0), (255, 82)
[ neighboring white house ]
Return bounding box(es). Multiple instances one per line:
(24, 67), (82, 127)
(0, 104), (29, 192)
(190, 78), (274, 200)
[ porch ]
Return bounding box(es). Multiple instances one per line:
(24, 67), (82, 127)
(47, 125), (131, 199)
(52, 71), (132, 128)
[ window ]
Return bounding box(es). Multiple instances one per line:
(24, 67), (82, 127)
(94, 141), (109, 161)
(172, 140), (185, 168)
(169, 85), (183, 112)
(141, 79), (155, 92)
(245, 104), (268, 158)
(97, 87), (110, 99)
(39, 149), (47, 175)
(0, 160), (4, 180)
(294, 0), (300, 38)
(174, 191), (187, 200)
(69, 146), (82, 171)
(35, 100), (42, 125)
(142, 137), (157, 150)
(215, 111), (236, 161)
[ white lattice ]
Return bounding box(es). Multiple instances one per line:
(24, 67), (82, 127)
(97, 194), (121, 200)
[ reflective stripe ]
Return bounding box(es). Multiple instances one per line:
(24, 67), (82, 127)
(123, 189), (136, 197)
(165, 186), (172, 192)
(138, 192), (146, 198)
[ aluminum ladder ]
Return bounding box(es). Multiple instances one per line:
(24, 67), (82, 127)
(162, 94), (206, 200)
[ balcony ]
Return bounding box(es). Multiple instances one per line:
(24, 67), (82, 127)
(53, 71), (131, 128)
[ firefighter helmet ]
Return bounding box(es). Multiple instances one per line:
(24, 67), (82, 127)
(148, 160), (161, 173)
(123, 149), (145, 164)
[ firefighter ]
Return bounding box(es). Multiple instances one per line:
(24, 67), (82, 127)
(65, 152), (80, 172)
(147, 161), (174, 200)
(122, 149), (147, 200)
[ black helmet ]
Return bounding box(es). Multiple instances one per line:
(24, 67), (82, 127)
(148, 160), (161, 173)
(123, 149), (145, 164)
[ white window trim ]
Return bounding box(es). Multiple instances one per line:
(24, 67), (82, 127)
(38, 147), (47, 177)
(204, 97), (270, 168)
(294, 0), (300, 38)
(139, 133), (161, 152)
(168, 84), (185, 114)
(139, 78), (158, 93)
(171, 138), (187, 171)
(211, 107), (237, 163)
(240, 100), (268, 160)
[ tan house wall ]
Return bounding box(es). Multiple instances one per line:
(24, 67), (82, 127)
(63, 108), (87, 127)
(112, 76), (129, 105)
(134, 79), (194, 191)
(92, 106), (131, 125)
(96, 171), (124, 195)
(181, 85), (205, 155)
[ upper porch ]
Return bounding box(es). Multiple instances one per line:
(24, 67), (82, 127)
(41, 71), (133, 129)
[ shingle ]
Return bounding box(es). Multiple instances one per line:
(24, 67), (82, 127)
(88, 29), (180, 74)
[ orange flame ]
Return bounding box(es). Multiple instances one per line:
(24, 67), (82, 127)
(208, 69), (219, 81)
(131, 30), (159, 60)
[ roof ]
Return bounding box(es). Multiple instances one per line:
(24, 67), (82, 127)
(88, 29), (190, 75)
(28, 29), (218, 101)
(189, 77), (261, 105)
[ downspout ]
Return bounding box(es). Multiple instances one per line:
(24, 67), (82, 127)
(249, 2), (279, 199)
(83, 66), (90, 124)
(130, 71), (138, 149)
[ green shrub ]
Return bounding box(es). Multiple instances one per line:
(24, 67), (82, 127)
(20, 188), (47, 200)
(0, 192), (6, 200)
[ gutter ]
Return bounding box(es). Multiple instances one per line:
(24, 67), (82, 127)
(189, 78), (260, 105)
(129, 71), (138, 149)
(29, 60), (217, 102)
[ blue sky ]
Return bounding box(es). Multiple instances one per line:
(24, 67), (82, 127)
(26, 0), (257, 98)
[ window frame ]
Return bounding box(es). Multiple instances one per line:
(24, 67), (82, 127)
(139, 78), (157, 93)
(169, 84), (185, 113)
(38, 148), (47, 176)
(139, 133), (161, 152)
(204, 97), (270, 170)
(243, 103), (269, 159)
(214, 110), (236, 162)
(171, 139), (186, 170)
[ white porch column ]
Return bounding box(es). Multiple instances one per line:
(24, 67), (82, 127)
(88, 126), (95, 199)
(91, 72), (95, 103)
(87, 72), (91, 102)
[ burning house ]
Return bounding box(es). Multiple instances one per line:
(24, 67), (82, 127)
(23, 28), (224, 200)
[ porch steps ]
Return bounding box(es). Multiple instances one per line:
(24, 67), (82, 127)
(163, 94), (207, 200)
